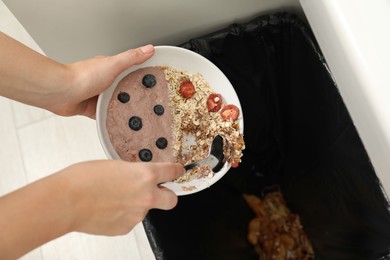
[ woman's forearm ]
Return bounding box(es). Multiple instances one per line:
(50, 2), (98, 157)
(0, 31), (71, 110)
(0, 160), (184, 259)
(0, 31), (155, 118)
(0, 172), (73, 259)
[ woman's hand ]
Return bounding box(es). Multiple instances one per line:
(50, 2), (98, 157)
(0, 160), (184, 259)
(0, 31), (154, 119)
(55, 45), (155, 118)
(63, 160), (184, 235)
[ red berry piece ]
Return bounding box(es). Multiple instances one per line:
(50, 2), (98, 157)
(179, 81), (195, 99)
(230, 160), (240, 168)
(220, 104), (239, 121)
(206, 93), (222, 112)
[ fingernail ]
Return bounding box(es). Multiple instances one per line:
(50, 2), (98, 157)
(140, 44), (154, 54)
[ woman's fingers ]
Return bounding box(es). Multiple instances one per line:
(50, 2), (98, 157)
(151, 162), (185, 184)
(154, 188), (179, 210)
(140, 162), (184, 210)
(113, 44), (155, 73)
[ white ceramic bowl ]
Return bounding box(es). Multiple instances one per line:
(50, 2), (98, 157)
(96, 45), (244, 195)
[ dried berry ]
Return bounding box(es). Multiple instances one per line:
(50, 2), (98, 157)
(230, 159), (240, 168)
(153, 104), (164, 116)
(179, 81), (195, 99)
(129, 116), (142, 131)
(142, 74), (156, 88)
(117, 92), (130, 103)
(220, 104), (239, 121)
(139, 149), (152, 162)
(156, 137), (168, 149)
(206, 93), (222, 112)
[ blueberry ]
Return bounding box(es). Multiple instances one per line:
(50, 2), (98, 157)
(139, 149), (153, 162)
(117, 92), (130, 103)
(129, 116), (142, 131)
(156, 137), (168, 149)
(153, 104), (164, 116)
(142, 74), (156, 88)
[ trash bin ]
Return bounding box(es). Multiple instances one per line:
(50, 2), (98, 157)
(143, 12), (390, 260)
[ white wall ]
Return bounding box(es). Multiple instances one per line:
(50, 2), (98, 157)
(3, 0), (300, 63)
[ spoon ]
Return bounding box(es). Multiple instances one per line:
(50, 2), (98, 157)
(184, 135), (225, 173)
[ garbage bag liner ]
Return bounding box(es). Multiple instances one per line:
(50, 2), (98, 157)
(143, 12), (390, 260)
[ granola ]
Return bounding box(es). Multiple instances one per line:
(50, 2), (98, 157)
(160, 66), (245, 182)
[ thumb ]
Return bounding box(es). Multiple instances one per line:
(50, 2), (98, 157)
(114, 44), (155, 72)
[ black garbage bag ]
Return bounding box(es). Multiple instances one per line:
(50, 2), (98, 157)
(143, 12), (390, 260)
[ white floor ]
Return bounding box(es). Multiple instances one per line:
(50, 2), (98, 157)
(0, 1), (155, 259)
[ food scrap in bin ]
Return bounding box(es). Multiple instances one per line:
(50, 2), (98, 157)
(244, 191), (315, 260)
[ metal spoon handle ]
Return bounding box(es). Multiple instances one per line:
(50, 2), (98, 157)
(183, 135), (225, 173)
(184, 157), (208, 171)
(184, 155), (220, 171)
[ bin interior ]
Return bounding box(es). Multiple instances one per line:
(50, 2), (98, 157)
(144, 12), (390, 260)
